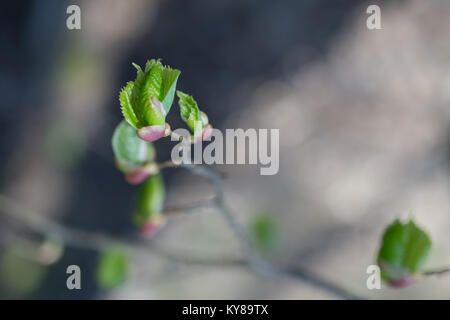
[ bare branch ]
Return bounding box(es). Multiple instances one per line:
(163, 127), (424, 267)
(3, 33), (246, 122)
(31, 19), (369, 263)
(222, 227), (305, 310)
(0, 165), (362, 300)
(176, 164), (362, 299)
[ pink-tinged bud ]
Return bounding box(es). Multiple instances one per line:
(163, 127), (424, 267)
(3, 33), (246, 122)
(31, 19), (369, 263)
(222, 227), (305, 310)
(163, 122), (171, 137)
(202, 124), (213, 140)
(124, 163), (159, 185)
(150, 96), (166, 118)
(139, 215), (166, 238)
(388, 276), (416, 288)
(200, 111), (209, 126)
(125, 168), (151, 185)
(137, 125), (166, 142)
(192, 125), (213, 143)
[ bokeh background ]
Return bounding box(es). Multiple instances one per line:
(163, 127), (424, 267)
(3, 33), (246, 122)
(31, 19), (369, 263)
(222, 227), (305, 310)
(1, 0), (450, 299)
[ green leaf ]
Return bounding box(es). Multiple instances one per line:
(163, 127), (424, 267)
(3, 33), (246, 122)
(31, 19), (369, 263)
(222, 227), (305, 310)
(377, 219), (431, 281)
(139, 62), (165, 125)
(132, 173), (165, 226)
(123, 60), (180, 128)
(96, 247), (127, 290)
(160, 66), (181, 114)
(130, 62), (147, 127)
(250, 214), (278, 253)
(145, 58), (160, 73)
(111, 121), (155, 172)
(177, 90), (202, 134)
(119, 81), (141, 128)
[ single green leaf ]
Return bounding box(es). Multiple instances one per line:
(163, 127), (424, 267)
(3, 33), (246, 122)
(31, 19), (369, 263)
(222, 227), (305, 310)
(177, 90), (202, 134)
(111, 121), (155, 172)
(377, 219), (431, 281)
(250, 214), (278, 253)
(130, 62), (147, 127)
(160, 66), (181, 114)
(119, 81), (141, 128)
(140, 62), (165, 125)
(132, 173), (165, 226)
(96, 247), (127, 290)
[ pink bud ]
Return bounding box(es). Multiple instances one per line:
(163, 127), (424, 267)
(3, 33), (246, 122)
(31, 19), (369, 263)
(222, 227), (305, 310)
(125, 168), (152, 185)
(193, 125), (213, 143)
(124, 162), (159, 185)
(388, 276), (416, 288)
(200, 111), (209, 126)
(139, 216), (166, 237)
(202, 124), (213, 140)
(137, 125), (166, 142)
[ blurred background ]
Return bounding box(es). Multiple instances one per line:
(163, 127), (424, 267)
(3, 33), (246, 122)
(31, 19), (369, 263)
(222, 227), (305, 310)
(1, 0), (450, 299)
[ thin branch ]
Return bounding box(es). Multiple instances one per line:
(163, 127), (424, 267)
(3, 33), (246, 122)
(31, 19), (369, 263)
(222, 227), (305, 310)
(157, 160), (180, 170)
(163, 196), (216, 217)
(177, 164), (362, 300)
(183, 165), (271, 273)
(422, 267), (450, 277)
(0, 164), (362, 300)
(0, 193), (238, 265)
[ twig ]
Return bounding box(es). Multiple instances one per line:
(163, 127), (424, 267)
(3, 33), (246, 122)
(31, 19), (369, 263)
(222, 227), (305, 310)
(0, 164), (362, 300)
(422, 267), (450, 276)
(163, 196), (216, 217)
(178, 164), (361, 300)
(157, 160), (180, 170)
(183, 164), (272, 273)
(0, 193), (238, 265)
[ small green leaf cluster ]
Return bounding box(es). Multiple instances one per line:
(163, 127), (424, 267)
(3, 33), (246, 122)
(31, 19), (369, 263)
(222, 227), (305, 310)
(119, 59), (212, 142)
(112, 58), (215, 238)
(106, 58), (216, 289)
(120, 59), (180, 129)
(376, 219), (431, 287)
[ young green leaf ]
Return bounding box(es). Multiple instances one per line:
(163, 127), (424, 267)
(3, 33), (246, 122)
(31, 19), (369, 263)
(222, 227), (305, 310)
(160, 66), (181, 114)
(132, 173), (165, 226)
(111, 121), (155, 172)
(139, 62), (165, 125)
(122, 59), (180, 128)
(177, 90), (202, 135)
(96, 247), (127, 290)
(119, 81), (141, 128)
(377, 219), (431, 285)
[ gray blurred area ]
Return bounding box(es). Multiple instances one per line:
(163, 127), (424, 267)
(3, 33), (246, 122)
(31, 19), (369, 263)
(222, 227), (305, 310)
(1, 0), (450, 299)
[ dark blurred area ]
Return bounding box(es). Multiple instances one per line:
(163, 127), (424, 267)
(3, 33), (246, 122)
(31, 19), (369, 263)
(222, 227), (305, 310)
(2, 0), (450, 299)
